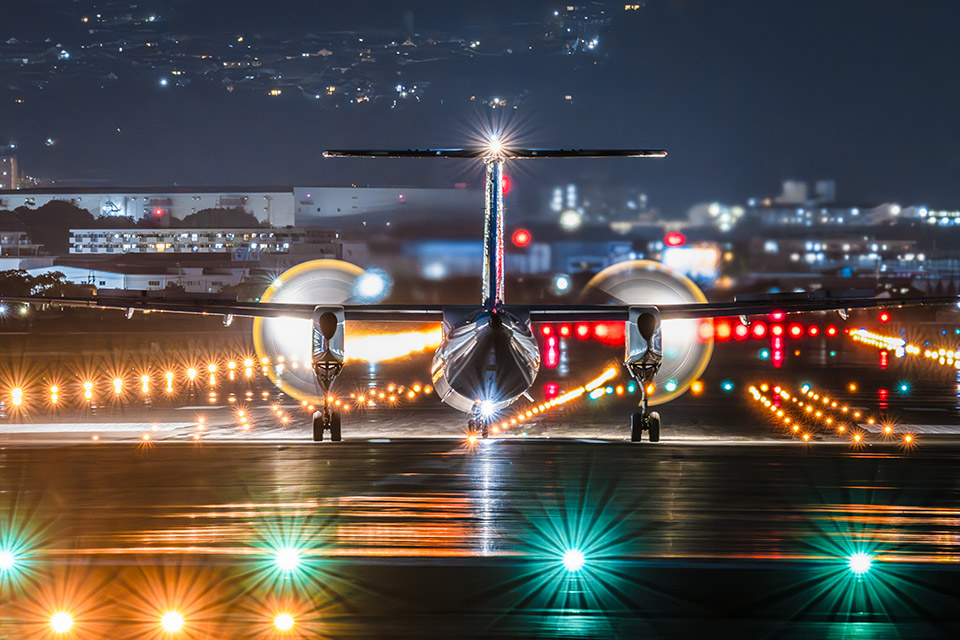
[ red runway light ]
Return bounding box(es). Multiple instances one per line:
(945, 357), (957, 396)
(808, 324), (820, 337)
(770, 311), (785, 322)
(512, 229), (531, 247)
(733, 323), (749, 341)
(501, 174), (511, 195)
(544, 382), (560, 399)
(664, 231), (686, 247)
(575, 323), (590, 338)
(826, 325), (839, 337)
(751, 322), (767, 339)
(559, 324), (571, 337)
(698, 321), (714, 341)
(541, 325), (553, 337)
(879, 311), (890, 323)
(771, 324), (784, 337)
(788, 323), (803, 338)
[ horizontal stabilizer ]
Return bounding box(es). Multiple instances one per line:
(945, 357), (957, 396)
(322, 148), (667, 159)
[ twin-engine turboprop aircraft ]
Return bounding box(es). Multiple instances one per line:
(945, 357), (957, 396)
(4, 140), (957, 442)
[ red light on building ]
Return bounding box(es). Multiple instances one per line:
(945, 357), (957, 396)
(664, 232), (686, 247)
(512, 229), (531, 247)
(751, 322), (767, 339)
(501, 174), (511, 195)
(715, 320), (732, 341)
(559, 324), (571, 337)
(541, 325), (553, 337)
(808, 325), (820, 337)
(771, 324), (784, 337)
(879, 311), (890, 323)
(733, 323), (749, 341)
(788, 323), (804, 338)
(575, 323), (590, 339)
(770, 311), (785, 322)
(826, 325), (839, 337)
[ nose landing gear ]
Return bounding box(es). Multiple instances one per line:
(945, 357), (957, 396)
(313, 408), (342, 442)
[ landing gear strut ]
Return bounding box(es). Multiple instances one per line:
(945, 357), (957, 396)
(625, 307), (664, 443)
(627, 362), (662, 443)
(311, 307), (346, 442)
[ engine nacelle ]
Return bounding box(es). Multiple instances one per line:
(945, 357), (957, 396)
(312, 306), (345, 396)
(625, 306), (663, 383)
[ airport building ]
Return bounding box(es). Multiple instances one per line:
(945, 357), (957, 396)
(68, 227), (339, 257)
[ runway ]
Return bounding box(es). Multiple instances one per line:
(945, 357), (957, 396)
(2, 320), (960, 636)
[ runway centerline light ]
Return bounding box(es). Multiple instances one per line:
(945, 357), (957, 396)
(562, 548), (586, 572)
(160, 611), (184, 632)
(848, 552), (872, 575)
(274, 613), (295, 631)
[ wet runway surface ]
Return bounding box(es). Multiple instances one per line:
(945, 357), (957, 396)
(2, 439), (960, 638)
(3, 317), (960, 636)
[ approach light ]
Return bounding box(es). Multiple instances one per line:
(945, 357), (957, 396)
(11, 387), (22, 406)
(273, 613), (295, 631)
(848, 552), (872, 575)
(160, 611), (184, 632)
(186, 368), (197, 381)
(50, 612), (73, 633)
(561, 548), (586, 572)
(274, 548), (301, 572)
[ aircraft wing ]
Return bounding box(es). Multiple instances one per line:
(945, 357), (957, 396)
(1, 292), (956, 323)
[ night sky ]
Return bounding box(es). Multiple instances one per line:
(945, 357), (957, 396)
(2, 1), (959, 215)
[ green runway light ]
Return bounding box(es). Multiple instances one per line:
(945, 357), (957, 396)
(274, 547), (301, 572)
(898, 382), (911, 394)
(721, 380), (734, 392)
(0, 549), (15, 572)
(848, 552), (872, 575)
(663, 379), (678, 392)
(758, 349), (770, 360)
(562, 548), (586, 572)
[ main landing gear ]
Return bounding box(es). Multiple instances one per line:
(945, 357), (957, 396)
(626, 352), (663, 443)
(313, 408), (342, 442)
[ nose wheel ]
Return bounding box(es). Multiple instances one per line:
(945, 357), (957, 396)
(468, 418), (490, 438)
(312, 409), (342, 442)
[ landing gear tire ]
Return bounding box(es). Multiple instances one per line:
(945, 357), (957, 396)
(480, 420), (490, 439)
(647, 411), (661, 443)
(330, 411), (342, 442)
(631, 412), (644, 442)
(312, 412), (324, 442)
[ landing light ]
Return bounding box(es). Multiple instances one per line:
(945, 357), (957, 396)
(848, 552), (872, 575)
(0, 550), (15, 571)
(562, 548), (586, 572)
(480, 401), (495, 417)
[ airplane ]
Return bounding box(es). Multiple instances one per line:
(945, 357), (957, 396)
(3, 139), (958, 443)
